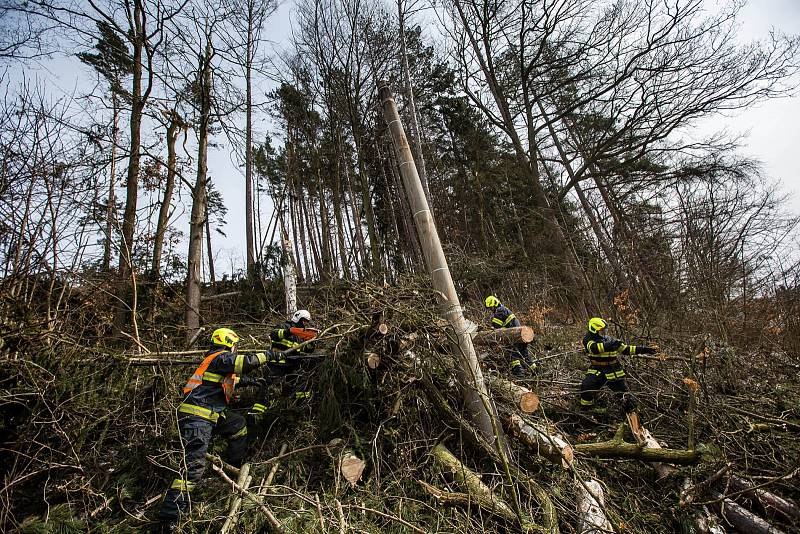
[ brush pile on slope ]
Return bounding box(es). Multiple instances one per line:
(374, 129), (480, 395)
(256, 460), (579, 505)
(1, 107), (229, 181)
(1, 277), (798, 533)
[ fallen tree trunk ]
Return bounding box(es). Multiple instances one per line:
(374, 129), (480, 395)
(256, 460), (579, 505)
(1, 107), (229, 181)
(576, 479), (612, 534)
(429, 443), (538, 532)
(487, 375), (540, 413)
(221, 463), (251, 534)
(505, 414), (574, 468)
(639, 426), (676, 479)
(472, 326), (534, 344)
(680, 479), (725, 534)
(574, 433), (701, 465)
(709, 490), (787, 534)
(728, 475), (800, 522)
(419, 378), (559, 533)
(210, 462), (284, 534)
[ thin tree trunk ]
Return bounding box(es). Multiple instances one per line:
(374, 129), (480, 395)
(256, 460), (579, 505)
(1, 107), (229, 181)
(347, 101), (380, 272)
(244, 0), (256, 279)
(103, 94), (119, 271)
(300, 192), (322, 276)
(205, 194), (216, 287)
(398, 4), (431, 205)
(152, 110), (182, 281)
(289, 192), (305, 283)
(185, 40), (213, 342)
(115, 1), (146, 329)
(343, 161), (367, 271)
(331, 151), (349, 278)
(314, 168), (333, 279)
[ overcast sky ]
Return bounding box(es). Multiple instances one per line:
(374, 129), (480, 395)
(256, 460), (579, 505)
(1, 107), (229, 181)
(13, 0), (800, 275)
(209, 0), (800, 273)
(712, 0), (800, 209)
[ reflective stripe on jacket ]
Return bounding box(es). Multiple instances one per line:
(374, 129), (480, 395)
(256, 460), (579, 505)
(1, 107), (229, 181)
(183, 350), (236, 402)
(182, 347), (268, 410)
(490, 305), (520, 330)
(583, 332), (641, 366)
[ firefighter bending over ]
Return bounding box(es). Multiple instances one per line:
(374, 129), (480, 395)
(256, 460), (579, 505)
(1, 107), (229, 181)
(157, 328), (269, 527)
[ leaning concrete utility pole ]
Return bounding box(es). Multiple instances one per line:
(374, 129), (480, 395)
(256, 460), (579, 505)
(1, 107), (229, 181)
(378, 80), (504, 450)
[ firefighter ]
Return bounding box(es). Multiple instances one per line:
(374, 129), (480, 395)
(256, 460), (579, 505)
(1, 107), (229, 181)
(580, 317), (656, 414)
(484, 295), (536, 377)
(157, 328), (269, 527)
(268, 309), (318, 401)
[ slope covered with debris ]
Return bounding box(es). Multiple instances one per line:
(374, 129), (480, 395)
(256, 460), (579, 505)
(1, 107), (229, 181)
(2, 278), (799, 533)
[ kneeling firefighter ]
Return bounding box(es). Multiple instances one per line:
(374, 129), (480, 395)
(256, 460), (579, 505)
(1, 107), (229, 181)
(268, 309), (319, 400)
(157, 328), (269, 525)
(580, 317), (656, 414)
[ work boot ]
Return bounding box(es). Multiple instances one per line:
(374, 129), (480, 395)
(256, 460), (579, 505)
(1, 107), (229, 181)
(151, 519), (177, 534)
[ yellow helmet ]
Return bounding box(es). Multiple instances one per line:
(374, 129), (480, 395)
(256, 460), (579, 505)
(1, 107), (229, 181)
(484, 295), (500, 308)
(211, 328), (239, 348)
(588, 317), (607, 334)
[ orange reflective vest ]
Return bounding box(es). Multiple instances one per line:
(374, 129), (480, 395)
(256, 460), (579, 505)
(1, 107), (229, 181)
(183, 350), (238, 404)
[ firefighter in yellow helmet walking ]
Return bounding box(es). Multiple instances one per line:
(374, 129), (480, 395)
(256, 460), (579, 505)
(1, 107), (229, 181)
(580, 317), (656, 414)
(157, 328), (270, 527)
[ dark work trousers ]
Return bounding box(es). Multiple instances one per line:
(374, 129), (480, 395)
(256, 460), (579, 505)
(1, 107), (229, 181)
(507, 342), (533, 372)
(579, 363), (637, 413)
(157, 410), (247, 521)
(267, 359), (311, 400)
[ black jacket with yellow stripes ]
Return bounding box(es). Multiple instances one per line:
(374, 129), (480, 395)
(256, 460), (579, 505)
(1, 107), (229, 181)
(583, 332), (650, 366)
(184, 346), (267, 413)
(269, 322), (315, 354)
(490, 305), (520, 330)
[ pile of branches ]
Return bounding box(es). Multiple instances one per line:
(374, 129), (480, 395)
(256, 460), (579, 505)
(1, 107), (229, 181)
(1, 277), (798, 533)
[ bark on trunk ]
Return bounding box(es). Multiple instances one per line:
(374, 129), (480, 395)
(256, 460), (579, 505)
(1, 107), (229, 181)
(487, 376), (539, 413)
(184, 40), (213, 342)
(221, 463), (251, 534)
(379, 80), (505, 452)
(281, 228), (297, 315)
(728, 476), (800, 522)
(244, 2), (256, 278)
(472, 326), (534, 344)
(576, 479), (612, 534)
(574, 436), (701, 464)
(103, 95), (119, 271)
(398, 5), (431, 205)
(115, 1), (146, 328)
(429, 443), (536, 531)
(204, 196), (215, 286)
(709, 490), (787, 534)
(505, 413), (574, 467)
(151, 110), (183, 281)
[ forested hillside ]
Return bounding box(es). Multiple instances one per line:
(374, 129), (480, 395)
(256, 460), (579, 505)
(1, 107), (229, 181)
(1, 0), (799, 532)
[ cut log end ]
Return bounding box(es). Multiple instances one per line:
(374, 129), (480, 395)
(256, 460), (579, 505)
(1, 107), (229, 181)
(366, 352), (381, 369)
(519, 391), (540, 413)
(340, 452), (366, 487)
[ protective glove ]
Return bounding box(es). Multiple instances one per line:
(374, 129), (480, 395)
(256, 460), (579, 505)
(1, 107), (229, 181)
(638, 346), (657, 355)
(238, 376), (270, 388)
